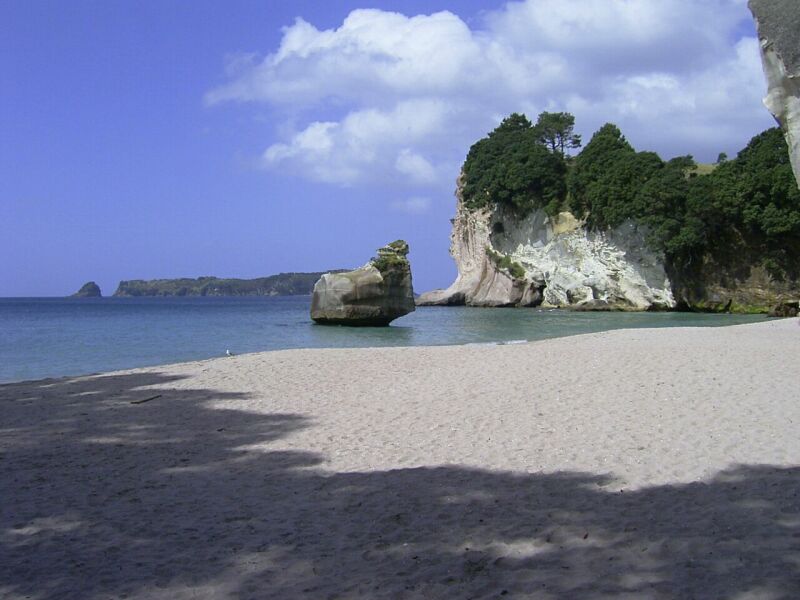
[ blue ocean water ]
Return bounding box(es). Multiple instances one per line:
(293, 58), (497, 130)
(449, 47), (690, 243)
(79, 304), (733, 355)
(0, 296), (766, 383)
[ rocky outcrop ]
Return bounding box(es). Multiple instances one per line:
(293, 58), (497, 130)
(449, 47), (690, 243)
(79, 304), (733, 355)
(750, 0), (800, 187)
(670, 260), (800, 313)
(417, 178), (674, 310)
(311, 240), (415, 326)
(71, 281), (102, 298)
(767, 300), (799, 318)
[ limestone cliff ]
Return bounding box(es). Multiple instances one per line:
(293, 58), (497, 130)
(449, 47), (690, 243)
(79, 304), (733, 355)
(750, 0), (800, 187)
(417, 178), (674, 310)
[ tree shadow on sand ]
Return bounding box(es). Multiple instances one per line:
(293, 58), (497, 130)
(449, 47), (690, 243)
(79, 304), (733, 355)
(1, 372), (798, 599)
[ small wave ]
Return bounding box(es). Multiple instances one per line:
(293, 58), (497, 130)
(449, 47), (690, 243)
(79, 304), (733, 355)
(465, 339), (528, 347)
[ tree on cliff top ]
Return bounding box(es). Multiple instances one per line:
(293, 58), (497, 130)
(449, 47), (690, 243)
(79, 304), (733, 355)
(533, 111), (582, 157)
(462, 113), (567, 216)
(489, 112), (532, 136)
(567, 123), (664, 228)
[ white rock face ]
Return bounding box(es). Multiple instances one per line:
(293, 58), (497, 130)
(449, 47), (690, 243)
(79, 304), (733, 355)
(417, 179), (675, 310)
(750, 0), (800, 187)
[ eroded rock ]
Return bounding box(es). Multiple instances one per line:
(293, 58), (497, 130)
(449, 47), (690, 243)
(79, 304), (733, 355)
(417, 176), (675, 310)
(767, 300), (799, 318)
(311, 240), (415, 326)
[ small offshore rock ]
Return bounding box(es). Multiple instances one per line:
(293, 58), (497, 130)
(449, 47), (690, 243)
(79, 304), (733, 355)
(311, 240), (415, 326)
(71, 281), (102, 298)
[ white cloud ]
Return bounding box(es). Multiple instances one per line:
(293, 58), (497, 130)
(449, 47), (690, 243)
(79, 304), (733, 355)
(260, 99), (450, 185)
(391, 196), (431, 214)
(395, 150), (437, 184)
(209, 0), (775, 188)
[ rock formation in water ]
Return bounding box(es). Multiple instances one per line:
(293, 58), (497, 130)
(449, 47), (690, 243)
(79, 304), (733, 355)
(417, 178), (674, 310)
(311, 240), (415, 326)
(750, 0), (800, 187)
(71, 281), (102, 298)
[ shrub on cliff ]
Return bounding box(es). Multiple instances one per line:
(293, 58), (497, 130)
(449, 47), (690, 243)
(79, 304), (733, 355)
(486, 247), (526, 279)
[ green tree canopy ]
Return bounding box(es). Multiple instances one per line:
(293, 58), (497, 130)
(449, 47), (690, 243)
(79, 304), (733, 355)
(462, 113), (567, 215)
(567, 123), (663, 227)
(691, 128), (800, 280)
(566, 123), (799, 282)
(532, 111), (582, 157)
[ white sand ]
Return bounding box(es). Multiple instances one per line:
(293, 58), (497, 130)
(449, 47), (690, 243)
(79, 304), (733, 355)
(1, 319), (799, 599)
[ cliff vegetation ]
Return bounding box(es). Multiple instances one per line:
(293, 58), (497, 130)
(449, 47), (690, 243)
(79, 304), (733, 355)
(370, 240), (411, 275)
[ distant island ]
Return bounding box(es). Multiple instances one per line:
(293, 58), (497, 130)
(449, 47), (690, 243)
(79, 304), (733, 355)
(111, 272), (342, 297)
(71, 281), (102, 298)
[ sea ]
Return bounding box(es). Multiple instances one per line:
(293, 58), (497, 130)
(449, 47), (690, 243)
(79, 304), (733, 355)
(0, 296), (766, 383)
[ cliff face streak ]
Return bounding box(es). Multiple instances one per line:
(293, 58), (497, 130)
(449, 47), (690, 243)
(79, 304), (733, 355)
(750, 0), (800, 187)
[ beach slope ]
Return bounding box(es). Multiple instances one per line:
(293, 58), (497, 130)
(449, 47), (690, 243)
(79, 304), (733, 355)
(1, 319), (798, 598)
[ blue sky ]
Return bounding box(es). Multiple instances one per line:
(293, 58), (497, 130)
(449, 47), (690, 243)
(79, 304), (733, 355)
(1, 0), (774, 296)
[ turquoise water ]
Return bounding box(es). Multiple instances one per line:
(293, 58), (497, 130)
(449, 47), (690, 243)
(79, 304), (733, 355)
(0, 296), (766, 383)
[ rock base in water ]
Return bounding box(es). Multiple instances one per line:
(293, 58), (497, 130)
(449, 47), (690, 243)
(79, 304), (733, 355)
(767, 300), (799, 318)
(311, 241), (415, 326)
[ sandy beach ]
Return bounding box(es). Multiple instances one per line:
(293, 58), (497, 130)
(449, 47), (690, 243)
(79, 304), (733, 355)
(1, 318), (799, 599)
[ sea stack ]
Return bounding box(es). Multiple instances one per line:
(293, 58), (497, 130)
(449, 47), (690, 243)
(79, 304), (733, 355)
(311, 240), (415, 326)
(750, 0), (800, 187)
(71, 281), (102, 298)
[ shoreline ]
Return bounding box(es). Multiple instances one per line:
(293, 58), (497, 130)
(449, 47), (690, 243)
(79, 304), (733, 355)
(0, 312), (778, 386)
(2, 318), (798, 598)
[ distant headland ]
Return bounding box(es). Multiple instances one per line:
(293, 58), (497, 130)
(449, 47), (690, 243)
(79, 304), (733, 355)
(110, 272), (342, 297)
(69, 272), (346, 298)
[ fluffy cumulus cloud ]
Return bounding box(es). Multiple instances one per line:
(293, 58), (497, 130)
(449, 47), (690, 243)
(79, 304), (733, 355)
(208, 0), (774, 189)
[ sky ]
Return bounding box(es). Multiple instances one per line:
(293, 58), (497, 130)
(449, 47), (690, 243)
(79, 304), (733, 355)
(0, 0), (776, 296)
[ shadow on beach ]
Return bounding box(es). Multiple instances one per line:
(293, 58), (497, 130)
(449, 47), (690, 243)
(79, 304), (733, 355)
(1, 371), (798, 599)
